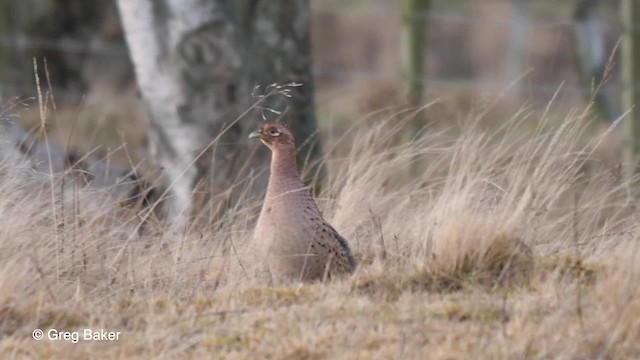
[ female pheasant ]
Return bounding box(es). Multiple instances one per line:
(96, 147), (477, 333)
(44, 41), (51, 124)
(249, 120), (356, 283)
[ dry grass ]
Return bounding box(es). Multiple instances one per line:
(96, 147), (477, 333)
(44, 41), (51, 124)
(1, 102), (639, 359)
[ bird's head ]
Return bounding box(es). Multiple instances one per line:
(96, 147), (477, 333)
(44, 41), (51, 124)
(248, 120), (295, 151)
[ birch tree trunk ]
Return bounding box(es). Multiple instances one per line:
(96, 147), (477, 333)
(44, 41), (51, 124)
(116, 0), (321, 229)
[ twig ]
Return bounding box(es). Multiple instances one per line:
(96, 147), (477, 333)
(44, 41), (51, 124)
(573, 193), (585, 331)
(369, 208), (387, 260)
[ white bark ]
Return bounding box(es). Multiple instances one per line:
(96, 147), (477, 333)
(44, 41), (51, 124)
(116, 0), (321, 230)
(117, 0), (203, 227)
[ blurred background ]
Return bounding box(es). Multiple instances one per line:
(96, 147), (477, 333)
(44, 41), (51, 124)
(0, 0), (628, 162)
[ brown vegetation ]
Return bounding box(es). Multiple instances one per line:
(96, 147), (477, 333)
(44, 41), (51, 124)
(0, 99), (638, 358)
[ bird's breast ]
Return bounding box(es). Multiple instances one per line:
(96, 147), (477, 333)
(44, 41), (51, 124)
(255, 194), (321, 252)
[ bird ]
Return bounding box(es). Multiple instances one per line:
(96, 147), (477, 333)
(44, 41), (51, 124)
(249, 120), (356, 284)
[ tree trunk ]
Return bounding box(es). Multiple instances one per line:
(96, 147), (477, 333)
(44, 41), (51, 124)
(116, 0), (322, 229)
(573, 0), (616, 123)
(621, 0), (640, 177)
(401, 0), (430, 137)
(505, 0), (531, 100)
(401, 0), (429, 107)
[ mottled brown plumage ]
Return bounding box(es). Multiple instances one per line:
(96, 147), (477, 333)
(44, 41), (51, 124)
(249, 120), (356, 283)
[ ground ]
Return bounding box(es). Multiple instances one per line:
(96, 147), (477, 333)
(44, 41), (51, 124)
(0, 98), (639, 359)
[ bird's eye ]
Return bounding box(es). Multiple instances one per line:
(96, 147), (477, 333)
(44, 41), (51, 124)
(268, 127), (280, 136)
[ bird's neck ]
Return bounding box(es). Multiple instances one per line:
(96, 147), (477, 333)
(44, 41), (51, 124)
(268, 147), (306, 196)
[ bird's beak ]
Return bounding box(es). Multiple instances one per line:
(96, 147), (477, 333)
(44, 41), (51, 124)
(248, 130), (262, 139)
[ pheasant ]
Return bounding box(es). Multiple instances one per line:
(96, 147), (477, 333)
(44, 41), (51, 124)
(249, 120), (356, 283)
